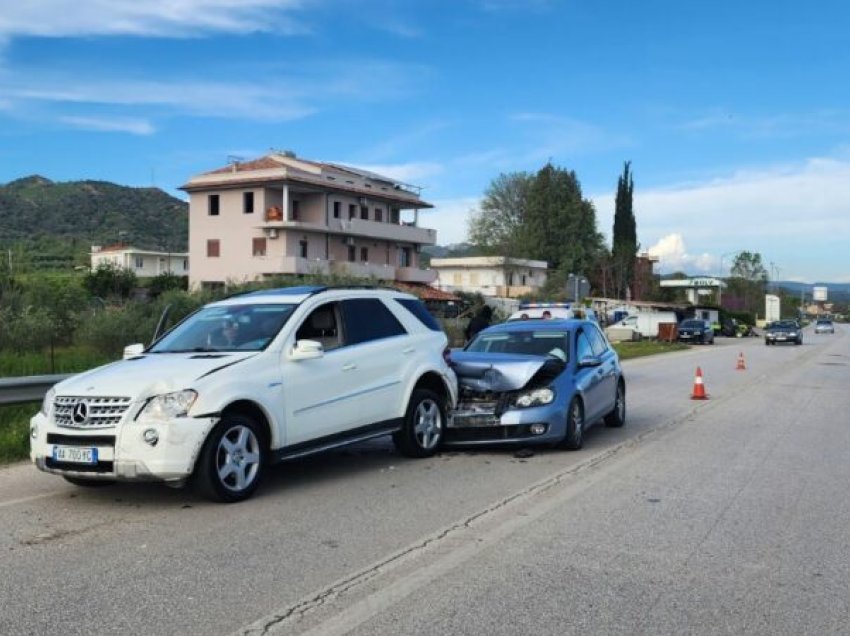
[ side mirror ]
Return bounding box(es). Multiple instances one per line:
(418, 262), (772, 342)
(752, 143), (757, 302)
(578, 355), (602, 368)
(123, 343), (145, 359)
(288, 339), (324, 361)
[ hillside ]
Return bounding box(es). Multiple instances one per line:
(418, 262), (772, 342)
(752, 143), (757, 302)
(0, 176), (188, 268)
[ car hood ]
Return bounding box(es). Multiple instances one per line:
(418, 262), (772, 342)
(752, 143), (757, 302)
(450, 352), (562, 392)
(55, 352), (258, 399)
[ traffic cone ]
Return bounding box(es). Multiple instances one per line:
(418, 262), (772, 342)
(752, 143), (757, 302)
(736, 352), (746, 371)
(691, 367), (708, 400)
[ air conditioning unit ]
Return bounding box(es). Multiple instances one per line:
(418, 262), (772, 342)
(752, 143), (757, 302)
(358, 197), (367, 206)
(266, 228), (279, 239)
(344, 237), (355, 246)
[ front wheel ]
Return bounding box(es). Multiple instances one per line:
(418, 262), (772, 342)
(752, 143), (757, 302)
(559, 398), (584, 450)
(195, 415), (265, 503)
(604, 381), (626, 428)
(393, 389), (445, 458)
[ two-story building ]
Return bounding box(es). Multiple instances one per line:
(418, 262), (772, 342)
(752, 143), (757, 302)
(430, 256), (548, 298)
(91, 244), (189, 277)
(180, 152), (438, 289)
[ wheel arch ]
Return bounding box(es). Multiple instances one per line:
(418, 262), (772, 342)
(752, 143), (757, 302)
(220, 400), (274, 451)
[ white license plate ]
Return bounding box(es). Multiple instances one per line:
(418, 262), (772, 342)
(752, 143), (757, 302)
(53, 445), (98, 464)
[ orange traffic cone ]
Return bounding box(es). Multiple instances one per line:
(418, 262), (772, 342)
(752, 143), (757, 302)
(736, 352), (746, 371)
(691, 367), (709, 400)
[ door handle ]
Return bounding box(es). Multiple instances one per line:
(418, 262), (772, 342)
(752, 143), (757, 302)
(402, 347), (415, 354)
(342, 363), (357, 371)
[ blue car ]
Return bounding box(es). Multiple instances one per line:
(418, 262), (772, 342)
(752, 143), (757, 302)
(447, 318), (625, 449)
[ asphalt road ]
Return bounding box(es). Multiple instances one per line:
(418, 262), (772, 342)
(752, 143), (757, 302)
(1, 326), (848, 635)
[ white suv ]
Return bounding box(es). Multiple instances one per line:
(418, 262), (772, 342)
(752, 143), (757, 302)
(30, 286), (458, 502)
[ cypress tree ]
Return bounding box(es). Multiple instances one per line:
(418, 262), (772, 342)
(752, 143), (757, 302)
(611, 161), (637, 298)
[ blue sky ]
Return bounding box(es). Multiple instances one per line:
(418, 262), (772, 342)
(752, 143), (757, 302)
(1, 0), (849, 283)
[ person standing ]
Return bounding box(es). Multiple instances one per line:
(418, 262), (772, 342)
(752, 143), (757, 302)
(464, 305), (493, 343)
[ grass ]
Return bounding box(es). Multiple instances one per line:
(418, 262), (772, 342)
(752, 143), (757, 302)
(0, 403), (39, 464)
(613, 340), (690, 360)
(0, 347), (115, 464)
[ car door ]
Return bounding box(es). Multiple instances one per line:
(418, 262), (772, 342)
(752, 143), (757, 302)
(282, 301), (371, 446)
(336, 297), (410, 427)
(573, 328), (607, 423)
(586, 324), (619, 413)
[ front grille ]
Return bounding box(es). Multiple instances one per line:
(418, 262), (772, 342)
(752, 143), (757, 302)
(47, 433), (116, 447)
(445, 424), (538, 443)
(53, 396), (132, 429)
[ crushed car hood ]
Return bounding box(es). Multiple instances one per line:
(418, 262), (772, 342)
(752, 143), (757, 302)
(450, 352), (562, 392)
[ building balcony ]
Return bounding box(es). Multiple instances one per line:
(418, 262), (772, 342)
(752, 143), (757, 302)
(330, 261), (396, 281)
(395, 267), (437, 284)
(331, 218), (436, 245)
(278, 256), (331, 276)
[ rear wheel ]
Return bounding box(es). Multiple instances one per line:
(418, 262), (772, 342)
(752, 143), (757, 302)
(559, 398), (584, 450)
(393, 389), (445, 458)
(195, 414), (265, 503)
(604, 381), (626, 428)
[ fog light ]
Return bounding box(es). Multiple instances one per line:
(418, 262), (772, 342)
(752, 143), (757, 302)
(530, 423), (547, 435)
(30, 424), (38, 440)
(143, 428), (159, 446)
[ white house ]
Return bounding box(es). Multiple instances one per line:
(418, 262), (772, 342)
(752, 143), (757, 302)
(430, 256), (548, 298)
(91, 245), (189, 277)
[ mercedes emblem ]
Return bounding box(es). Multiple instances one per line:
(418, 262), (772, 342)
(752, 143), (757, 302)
(72, 401), (89, 425)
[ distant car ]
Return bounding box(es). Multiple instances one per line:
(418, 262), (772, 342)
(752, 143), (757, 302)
(814, 318), (835, 334)
(506, 302), (598, 323)
(677, 319), (715, 345)
(765, 319), (802, 345)
(447, 319), (625, 450)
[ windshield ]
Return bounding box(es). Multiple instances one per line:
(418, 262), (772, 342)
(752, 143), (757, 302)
(149, 303), (297, 353)
(466, 330), (570, 361)
(772, 320), (798, 329)
(680, 320), (703, 328)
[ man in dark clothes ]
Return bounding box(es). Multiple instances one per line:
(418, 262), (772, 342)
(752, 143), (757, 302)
(464, 305), (493, 343)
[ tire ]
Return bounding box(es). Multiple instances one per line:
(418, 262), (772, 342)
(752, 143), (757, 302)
(604, 381), (626, 428)
(62, 476), (115, 487)
(765, 340), (770, 346)
(559, 398), (584, 450)
(195, 414), (265, 503)
(393, 389), (445, 458)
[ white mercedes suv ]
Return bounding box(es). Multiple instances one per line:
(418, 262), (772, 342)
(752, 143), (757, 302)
(30, 286), (457, 502)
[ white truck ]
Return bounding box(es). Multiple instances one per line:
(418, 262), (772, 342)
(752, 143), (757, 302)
(607, 311), (678, 340)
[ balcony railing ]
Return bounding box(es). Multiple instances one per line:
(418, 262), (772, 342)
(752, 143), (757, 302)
(330, 261), (396, 281)
(395, 267), (437, 284)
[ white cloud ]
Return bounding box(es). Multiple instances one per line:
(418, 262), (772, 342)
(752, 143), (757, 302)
(646, 234), (715, 275)
(353, 161), (444, 184)
(0, 0), (307, 39)
(59, 115), (155, 135)
(593, 156), (850, 281)
(425, 196), (480, 245)
(677, 109), (850, 139)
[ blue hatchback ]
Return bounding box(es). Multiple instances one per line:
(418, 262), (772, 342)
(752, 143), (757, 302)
(447, 319), (625, 449)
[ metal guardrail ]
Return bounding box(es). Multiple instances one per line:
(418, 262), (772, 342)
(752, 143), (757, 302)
(0, 374), (73, 406)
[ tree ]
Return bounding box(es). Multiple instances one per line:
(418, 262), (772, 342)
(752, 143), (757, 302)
(83, 262), (137, 300)
(467, 172), (533, 257)
(611, 161), (637, 299)
(522, 163), (604, 279)
(727, 251), (769, 317)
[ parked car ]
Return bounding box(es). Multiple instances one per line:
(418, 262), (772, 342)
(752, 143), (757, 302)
(30, 286), (458, 502)
(678, 318), (715, 345)
(447, 319), (625, 450)
(814, 318), (835, 334)
(764, 319), (803, 345)
(507, 302), (597, 322)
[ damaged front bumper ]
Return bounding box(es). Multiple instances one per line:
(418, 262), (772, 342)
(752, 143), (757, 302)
(446, 395), (566, 446)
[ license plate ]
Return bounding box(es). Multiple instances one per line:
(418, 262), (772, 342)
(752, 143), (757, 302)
(776, 336), (786, 341)
(53, 445), (98, 464)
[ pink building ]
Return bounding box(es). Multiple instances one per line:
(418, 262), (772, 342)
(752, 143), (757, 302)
(181, 152), (438, 289)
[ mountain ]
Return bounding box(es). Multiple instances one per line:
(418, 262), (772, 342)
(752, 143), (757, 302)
(0, 175), (189, 263)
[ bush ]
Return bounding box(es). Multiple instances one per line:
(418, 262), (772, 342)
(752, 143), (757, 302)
(84, 262), (137, 300)
(147, 272), (188, 298)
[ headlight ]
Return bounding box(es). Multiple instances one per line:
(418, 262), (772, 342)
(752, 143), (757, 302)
(138, 390), (198, 421)
(514, 387), (555, 408)
(41, 387), (56, 416)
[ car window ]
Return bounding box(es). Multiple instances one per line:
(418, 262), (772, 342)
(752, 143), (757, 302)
(575, 330), (593, 360)
(395, 297), (441, 331)
(466, 330), (569, 360)
(295, 302), (342, 351)
(150, 303), (297, 353)
(341, 298), (407, 345)
(586, 324), (609, 356)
